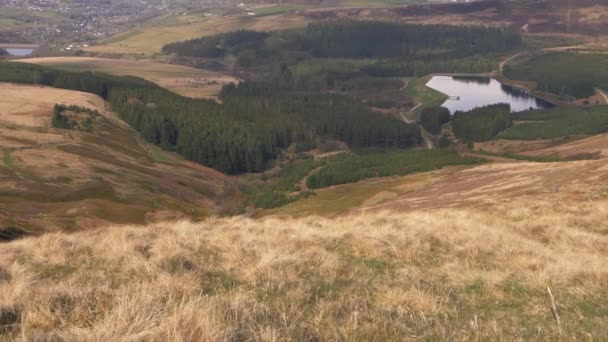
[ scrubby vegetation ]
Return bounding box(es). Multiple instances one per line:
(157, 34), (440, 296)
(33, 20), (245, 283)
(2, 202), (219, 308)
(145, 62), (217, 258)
(306, 149), (484, 188)
(250, 157), (317, 209)
(1, 200), (607, 339)
(452, 104), (512, 142)
(501, 106), (608, 140)
(51, 105), (101, 132)
(505, 52), (608, 99)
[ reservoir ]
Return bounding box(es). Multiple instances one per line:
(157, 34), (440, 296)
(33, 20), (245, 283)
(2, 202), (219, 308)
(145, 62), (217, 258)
(426, 75), (553, 114)
(5, 48), (34, 56)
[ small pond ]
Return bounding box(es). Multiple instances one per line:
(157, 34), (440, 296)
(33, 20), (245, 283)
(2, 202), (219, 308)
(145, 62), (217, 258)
(426, 75), (553, 114)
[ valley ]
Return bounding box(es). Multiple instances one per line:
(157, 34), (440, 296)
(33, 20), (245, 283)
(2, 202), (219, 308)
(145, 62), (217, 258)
(2, 0), (608, 339)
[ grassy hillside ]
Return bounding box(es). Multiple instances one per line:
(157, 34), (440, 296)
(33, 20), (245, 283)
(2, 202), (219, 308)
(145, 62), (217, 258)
(85, 12), (309, 55)
(0, 82), (239, 235)
(0, 199), (607, 339)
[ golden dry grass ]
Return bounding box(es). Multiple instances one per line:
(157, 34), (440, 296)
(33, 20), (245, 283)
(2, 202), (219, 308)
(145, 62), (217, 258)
(17, 57), (239, 99)
(522, 133), (608, 159)
(0, 82), (105, 128)
(270, 154), (608, 217)
(1, 198), (607, 340)
(85, 13), (309, 55)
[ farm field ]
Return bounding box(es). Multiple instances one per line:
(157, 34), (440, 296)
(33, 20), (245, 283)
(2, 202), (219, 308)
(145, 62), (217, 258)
(17, 57), (238, 99)
(85, 13), (310, 55)
(0, 82), (239, 235)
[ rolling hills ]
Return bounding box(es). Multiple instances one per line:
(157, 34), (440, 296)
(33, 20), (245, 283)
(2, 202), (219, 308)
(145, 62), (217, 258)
(2, 1), (608, 338)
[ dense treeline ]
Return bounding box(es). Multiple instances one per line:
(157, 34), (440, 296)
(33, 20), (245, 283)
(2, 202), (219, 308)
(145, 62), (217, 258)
(0, 62), (419, 174)
(0, 62), (153, 97)
(164, 21), (521, 62)
(163, 30), (270, 60)
(285, 56), (499, 91)
(451, 104), (513, 142)
(0, 63), (294, 173)
(163, 21), (519, 99)
(420, 107), (451, 134)
(505, 52), (608, 99)
(220, 81), (421, 149)
(306, 149), (484, 189)
(501, 106), (608, 140)
(359, 55), (498, 78)
(109, 87), (302, 174)
(251, 157), (317, 209)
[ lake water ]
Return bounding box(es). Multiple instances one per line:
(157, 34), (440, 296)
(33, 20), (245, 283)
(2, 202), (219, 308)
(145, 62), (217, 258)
(426, 75), (553, 114)
(5, 48), (34, 56)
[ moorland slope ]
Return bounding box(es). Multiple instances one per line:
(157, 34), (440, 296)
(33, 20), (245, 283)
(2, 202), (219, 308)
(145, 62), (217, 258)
(0, 198), (607, 339)
(0, 82), (238, 236)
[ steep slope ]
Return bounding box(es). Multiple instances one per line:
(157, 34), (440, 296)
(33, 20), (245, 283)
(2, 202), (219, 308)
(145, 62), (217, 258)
(0, 82), (239, 237)
(0, 199), (607, 339)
